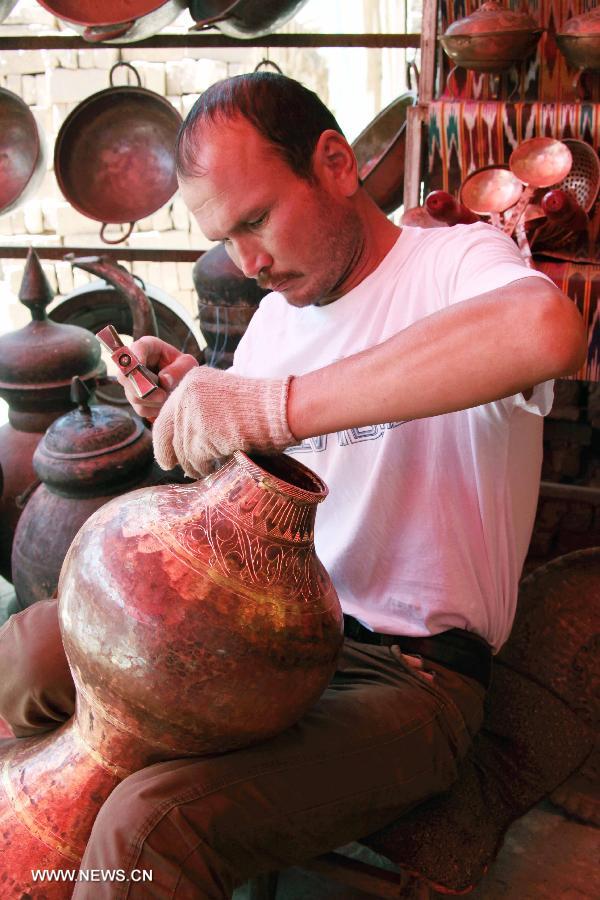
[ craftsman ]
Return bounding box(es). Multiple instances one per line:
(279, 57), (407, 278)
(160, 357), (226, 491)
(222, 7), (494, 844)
(0, 72), (586, 898)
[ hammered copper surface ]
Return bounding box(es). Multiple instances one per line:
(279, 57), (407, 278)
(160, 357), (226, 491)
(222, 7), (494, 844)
(36, 1), (186, 43)
(509, 137), (573, 190)
(0, 451), (342, 895)
(54, 84), (181, 228)
(557, 6), (600, 71)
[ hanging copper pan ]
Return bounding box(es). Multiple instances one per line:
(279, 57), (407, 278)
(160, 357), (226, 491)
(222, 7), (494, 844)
(0, 88), (45, 216)
(35, 1), (186, 43)
(189, 0), (309, 38)
(352, 93), (416, 215)
(54, 63), (182, 244)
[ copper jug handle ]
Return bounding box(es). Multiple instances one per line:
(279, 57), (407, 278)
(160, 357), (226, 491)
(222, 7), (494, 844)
(99, 221), (135, 245)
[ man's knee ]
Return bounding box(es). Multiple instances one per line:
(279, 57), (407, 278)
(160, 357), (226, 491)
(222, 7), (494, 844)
(0, 600), (75, 735)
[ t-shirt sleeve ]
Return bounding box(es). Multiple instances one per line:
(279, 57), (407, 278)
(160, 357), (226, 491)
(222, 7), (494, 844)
(448, 222), (554, 304)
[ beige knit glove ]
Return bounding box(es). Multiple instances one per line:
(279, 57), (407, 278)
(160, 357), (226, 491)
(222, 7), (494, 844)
(152, 366), (296, 478)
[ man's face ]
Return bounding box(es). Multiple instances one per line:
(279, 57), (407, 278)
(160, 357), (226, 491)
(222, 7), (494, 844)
(179, 116), (363, 307)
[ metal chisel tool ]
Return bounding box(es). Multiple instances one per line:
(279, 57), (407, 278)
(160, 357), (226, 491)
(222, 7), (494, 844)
(96, 324), (160, 399)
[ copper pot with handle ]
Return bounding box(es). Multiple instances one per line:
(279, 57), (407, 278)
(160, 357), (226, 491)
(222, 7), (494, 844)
(54, 63), (182, 244)
(189, 0), (309, 38)
(440, 1), (542, 73)
(0, 87), (45, 216)
(35, 0), (186, 43)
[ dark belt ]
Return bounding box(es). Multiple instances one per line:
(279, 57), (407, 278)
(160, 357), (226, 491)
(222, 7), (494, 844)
(343, 615), (492, 690)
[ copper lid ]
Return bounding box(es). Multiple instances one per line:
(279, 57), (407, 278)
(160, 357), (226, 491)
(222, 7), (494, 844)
(0, 248), (102, 394)
(560, 8), (600, 36)
(445, 1), (538, 36)
(33, 377), (152, 495)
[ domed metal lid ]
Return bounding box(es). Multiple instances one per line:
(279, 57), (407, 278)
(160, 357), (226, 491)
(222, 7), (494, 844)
(560, 8), (600, 36)
(445, 1), (538, 36)
(34, 377), (152, 493)
(0, 248), (102, 393)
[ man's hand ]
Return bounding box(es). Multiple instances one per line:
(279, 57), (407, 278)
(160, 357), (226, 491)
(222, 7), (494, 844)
(152, 367), (296, 478)
(113, 336), (199, 419)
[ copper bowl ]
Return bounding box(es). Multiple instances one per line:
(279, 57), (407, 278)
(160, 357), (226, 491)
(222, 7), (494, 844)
(440, 0), (542, 73)
(54, 72), (182, 242)
(0, 88), (45, 215)
(352, 92), (415, 215)
(557, 8), (600, 72)
(189, 0), (309, 39)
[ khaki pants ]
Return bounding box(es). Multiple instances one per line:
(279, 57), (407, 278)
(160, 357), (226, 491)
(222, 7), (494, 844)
(0, 600), (485, 899)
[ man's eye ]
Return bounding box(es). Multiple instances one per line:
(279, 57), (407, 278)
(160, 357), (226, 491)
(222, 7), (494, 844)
(248, 214), (266, 228)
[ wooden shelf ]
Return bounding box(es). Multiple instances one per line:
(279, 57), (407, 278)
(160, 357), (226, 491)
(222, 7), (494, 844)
(0, 32), (421, 50)
(0, 246), (203, 263)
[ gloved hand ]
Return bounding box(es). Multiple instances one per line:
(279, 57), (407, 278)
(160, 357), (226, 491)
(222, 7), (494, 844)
(152, 366), (296, 478)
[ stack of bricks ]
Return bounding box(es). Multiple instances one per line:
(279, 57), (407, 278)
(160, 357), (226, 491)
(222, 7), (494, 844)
(0, 1), (328, 336)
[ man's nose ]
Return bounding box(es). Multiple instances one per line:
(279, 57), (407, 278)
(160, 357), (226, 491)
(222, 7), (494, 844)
(227, 238), (272, 280)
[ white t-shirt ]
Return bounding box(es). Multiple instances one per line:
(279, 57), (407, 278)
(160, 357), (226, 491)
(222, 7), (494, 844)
(232, 222), (554, 651)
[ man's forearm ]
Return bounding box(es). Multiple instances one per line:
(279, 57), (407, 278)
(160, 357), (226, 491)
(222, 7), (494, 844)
(287, 278), (586, 440)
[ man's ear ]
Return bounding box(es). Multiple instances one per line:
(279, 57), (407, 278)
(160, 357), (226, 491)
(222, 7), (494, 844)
(312, 129), (358, 197)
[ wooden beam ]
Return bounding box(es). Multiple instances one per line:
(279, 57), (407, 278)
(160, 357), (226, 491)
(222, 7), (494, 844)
(0, 33), (421, 50)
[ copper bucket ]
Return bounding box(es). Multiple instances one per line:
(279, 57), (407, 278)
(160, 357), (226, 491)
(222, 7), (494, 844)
(352, 93), (415, 215)
(35, 0), (186, 42)
(54, 63), (182, 244)
(0, 88), (45, 215)
(189, 0), (309, 38)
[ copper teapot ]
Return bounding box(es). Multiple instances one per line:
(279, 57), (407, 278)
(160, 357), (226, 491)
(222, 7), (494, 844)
(440, 1), (542, 73)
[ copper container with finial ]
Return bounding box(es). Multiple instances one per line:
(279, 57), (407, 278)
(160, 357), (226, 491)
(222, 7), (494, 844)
(557, 7), (600, 73)
(0, 249), (103, 582)
(440, 1), (542, 73)
(0, 451), (342, 896)
(10, 376), (167, 609)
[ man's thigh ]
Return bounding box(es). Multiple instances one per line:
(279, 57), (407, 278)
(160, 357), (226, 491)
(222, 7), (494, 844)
(79, 639), (484, 898)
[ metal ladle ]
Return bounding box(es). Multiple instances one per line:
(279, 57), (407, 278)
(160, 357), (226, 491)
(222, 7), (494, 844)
(504, 137), (573, 237)
(460, 165), (523, 228)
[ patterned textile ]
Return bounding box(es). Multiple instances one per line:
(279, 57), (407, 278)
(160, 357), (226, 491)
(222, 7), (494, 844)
(439, 1), (600, 103)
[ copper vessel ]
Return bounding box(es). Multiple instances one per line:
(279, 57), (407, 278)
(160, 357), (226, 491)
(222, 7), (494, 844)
(352, 93), (415, 215)
(0, 451), (342, 895)
(0, 250), (103, 582)
(0, 87), (45, 215)
(189, 0), (309, 39)
(557, 7), (600, 73)
(193, 243), (267, 369)
(440, 1), (542, 73)
(11, 378), (159, 609)
(54, 63), (182, 243)
(35, 1), (186, 42)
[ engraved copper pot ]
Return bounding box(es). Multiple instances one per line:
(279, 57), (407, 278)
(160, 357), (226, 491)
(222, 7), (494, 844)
(10, 378), (160, 610)
(0, 451), (342, 896)
(0, 87), (45, 215)
(0, 250), (103, 582)
(440, 1), (542, 73)
(35, 1), (187, 43)
(193, 242), (267, 369)
(54, 63), (182, 244)
(557, 7), (600, 73)
(189, 0), (309, 38)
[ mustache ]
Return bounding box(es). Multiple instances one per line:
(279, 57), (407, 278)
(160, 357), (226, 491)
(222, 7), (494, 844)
(256, 269), (298, 290)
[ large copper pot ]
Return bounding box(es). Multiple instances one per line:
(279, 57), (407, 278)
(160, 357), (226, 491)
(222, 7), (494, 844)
(352, 93), (415, 215)
(193, 243), (267, 369)
(440, 1), (542, 73)
(557, 8), (600, 73)
(0, 451), (342, 895)
(54, 63), (182, 244)
(35, 1), (187, 42)
(189, 0), (309, 38)
(0, 87), (45, 216)
(0, 250), (103, 582)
